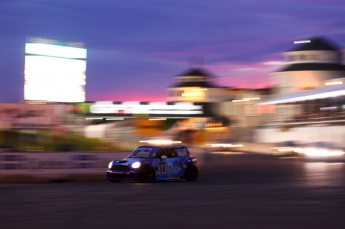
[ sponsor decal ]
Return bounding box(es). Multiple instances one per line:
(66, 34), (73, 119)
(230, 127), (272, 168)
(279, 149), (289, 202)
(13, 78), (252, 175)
(167, 162), (173, 173)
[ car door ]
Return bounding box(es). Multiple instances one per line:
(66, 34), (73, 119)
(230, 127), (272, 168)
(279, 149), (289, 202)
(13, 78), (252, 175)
(164, 156), (183, 179)
(156, 148), (183, 180)
(155, 149), (169, 180)
(165, 148), (184, 179)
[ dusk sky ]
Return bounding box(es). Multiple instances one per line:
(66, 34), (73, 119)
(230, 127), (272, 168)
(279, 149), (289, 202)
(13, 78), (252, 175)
(1, 0), (345, 103)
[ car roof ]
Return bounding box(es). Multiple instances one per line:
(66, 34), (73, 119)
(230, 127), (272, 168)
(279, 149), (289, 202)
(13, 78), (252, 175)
(137, 145), (187, 149)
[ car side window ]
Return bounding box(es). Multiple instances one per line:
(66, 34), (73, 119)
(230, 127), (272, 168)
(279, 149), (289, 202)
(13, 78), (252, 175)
(176, 148), (189, 157)
(169, 149), (177, 158)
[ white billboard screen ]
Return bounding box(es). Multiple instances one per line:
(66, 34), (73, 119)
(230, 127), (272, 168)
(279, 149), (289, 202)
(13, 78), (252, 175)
(24, 43), (87, 103)
(25, 43), (87, 59)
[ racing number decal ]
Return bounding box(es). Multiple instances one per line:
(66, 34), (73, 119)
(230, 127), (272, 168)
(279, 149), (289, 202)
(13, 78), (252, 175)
(158, 162), (166, 174)
(159, 165), (166, 174)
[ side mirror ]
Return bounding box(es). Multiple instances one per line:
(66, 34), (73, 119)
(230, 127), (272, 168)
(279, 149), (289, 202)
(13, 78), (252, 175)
(161, 155), (167, 161)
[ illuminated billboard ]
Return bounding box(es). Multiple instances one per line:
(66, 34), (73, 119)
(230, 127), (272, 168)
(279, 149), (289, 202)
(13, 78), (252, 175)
(77, 101), (217, 118)
(24, 41), (87, 102)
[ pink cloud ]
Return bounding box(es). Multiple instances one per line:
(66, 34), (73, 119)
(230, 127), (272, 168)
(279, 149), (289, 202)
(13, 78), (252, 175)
(207, 60), (282, 88)
(87, 91), (167, 102)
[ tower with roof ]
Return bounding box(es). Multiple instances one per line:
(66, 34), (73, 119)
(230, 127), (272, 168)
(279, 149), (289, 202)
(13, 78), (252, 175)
(166, 68), (230, 102)
(271, 37), (345, 97)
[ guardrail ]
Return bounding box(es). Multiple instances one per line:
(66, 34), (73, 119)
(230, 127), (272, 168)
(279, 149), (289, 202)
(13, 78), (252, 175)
(0, 152), (129, 183)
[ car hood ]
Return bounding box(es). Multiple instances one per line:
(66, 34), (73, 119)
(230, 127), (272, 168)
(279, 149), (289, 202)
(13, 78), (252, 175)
(113, 157), (151, 165)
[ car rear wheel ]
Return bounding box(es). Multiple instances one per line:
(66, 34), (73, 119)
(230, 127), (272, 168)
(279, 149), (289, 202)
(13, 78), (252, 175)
(140, 167), (155, 183)
(185, 166), (198, 181)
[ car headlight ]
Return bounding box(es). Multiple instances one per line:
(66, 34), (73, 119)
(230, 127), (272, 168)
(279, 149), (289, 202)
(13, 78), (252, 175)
(131, 161), (141, 169)
(108, 161), (113, 169)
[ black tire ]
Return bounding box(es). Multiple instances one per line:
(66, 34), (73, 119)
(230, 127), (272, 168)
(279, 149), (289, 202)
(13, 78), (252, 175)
(110, 180), (121, 183)
(185, 166), (199, 182)
(139, 167), (155, 183)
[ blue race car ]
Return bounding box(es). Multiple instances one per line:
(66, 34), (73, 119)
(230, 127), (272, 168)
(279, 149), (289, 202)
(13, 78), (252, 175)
(107, 145), (199, 183)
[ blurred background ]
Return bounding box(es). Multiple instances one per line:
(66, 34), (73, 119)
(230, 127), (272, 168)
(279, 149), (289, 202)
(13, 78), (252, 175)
(1, 36), (345, 154)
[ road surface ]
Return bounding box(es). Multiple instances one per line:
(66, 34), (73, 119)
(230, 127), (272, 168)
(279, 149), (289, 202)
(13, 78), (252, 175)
(1, 152), (345, 229)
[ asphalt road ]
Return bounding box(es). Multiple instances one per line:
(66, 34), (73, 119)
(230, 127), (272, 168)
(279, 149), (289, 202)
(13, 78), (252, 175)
(1, 152), (345, 229)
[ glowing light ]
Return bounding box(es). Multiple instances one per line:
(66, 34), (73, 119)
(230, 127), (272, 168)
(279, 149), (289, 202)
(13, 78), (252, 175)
(302, 148), (344, 157)
(210, 152), (244, 155)
(180, 88), (205, 97)
(232, 97), (260, 103)
(319, 106), (338, 111)
(206, 122), (223, 127)
(209, 143), (243, 148)
(131, 162), (141, 169)
(182, 92), (200, 96)
(232, 99), (249, 102)
(90, 101), (203, 115)
(294, 40), (311, 44)
(325, 81), (343, 86)
(108, 161), (113, 169)
(139, 139), (182, 145)
(24, 43), (87, 103)
(25, 43), (87, 59)
(271, 147), (302, 153)
(260, 88), (345, 105)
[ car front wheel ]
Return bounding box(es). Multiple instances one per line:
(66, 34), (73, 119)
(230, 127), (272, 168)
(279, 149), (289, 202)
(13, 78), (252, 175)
(139, 167), (155, 183)
(185, 166), (199, 182)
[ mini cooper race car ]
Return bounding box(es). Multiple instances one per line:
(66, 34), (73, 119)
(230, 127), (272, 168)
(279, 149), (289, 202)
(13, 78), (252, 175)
(107, 145), (199, 183)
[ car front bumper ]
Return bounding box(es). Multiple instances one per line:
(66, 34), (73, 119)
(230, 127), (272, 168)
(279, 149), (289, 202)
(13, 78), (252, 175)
(106, 169), (139, 181)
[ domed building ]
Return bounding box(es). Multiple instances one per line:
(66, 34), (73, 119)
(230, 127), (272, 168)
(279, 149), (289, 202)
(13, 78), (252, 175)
(257, 37), (345, 146)
(166, 67), (273, 140)
(166, 68), (230, 102)
(271, 37), (345, 97)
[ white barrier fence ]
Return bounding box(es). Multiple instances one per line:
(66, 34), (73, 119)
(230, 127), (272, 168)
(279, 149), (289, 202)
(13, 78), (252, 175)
(0, 152), (129, 183)
(254, 125), (345, 147)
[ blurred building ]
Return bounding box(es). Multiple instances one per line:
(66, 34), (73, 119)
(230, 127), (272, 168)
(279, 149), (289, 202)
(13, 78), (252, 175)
(165, 67), (274, 141)
(261, 37), (345, 122)
(76, 68), (251, 143)
(166, 68), (231, 102)
(0, 103), (70, 130)
(257, 37), (345, 146)
(17, 36), (343, 147)
(271, 37), (345, 97)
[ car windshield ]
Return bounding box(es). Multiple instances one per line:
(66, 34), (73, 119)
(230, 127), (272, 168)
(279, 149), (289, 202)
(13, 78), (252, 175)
(129, 147), (158, 158)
